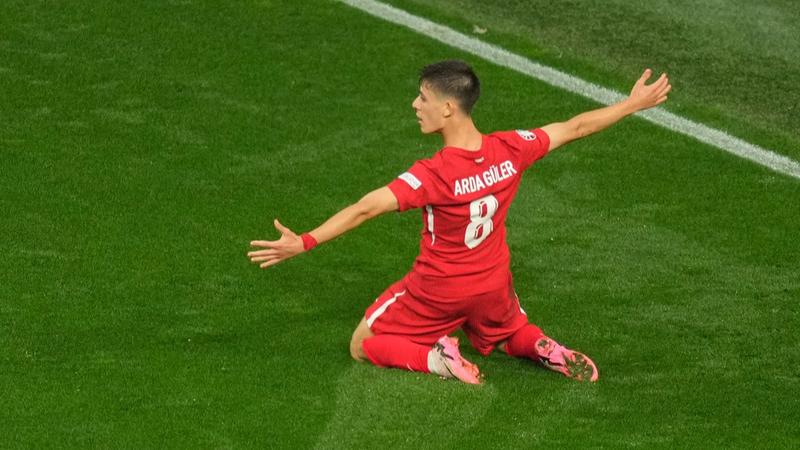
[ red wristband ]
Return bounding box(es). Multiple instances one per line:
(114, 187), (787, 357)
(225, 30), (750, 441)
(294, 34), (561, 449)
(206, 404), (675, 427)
(301, 233), (318, 251)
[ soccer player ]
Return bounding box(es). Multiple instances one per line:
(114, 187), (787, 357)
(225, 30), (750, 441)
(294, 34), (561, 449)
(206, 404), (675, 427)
(248, 61), (670, 384)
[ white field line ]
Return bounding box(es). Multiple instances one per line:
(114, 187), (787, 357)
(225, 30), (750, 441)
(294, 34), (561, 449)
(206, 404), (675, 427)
(340, 0), (800, 180)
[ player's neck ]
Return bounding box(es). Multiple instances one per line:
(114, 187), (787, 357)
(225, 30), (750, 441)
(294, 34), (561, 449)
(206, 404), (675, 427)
(440, 117), (482, 151)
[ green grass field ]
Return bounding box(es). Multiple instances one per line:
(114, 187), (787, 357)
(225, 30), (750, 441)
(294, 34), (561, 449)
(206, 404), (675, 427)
(2, 0), (799, 447)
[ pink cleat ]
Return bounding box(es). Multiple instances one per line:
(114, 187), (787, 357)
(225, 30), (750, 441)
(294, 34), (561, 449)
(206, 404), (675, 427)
(429, 336), (481, 384)
(535, 336), (598, 382)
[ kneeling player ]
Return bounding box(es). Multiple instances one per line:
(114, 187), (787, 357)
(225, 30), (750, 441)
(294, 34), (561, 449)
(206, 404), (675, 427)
(249, 60), (670, 383)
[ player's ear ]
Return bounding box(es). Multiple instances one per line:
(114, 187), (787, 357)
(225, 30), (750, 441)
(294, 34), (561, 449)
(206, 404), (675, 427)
(443, 99), (455, 118)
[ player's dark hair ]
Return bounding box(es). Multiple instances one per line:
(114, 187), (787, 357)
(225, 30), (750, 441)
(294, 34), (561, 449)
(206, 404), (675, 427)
(419, 60), (480, 115)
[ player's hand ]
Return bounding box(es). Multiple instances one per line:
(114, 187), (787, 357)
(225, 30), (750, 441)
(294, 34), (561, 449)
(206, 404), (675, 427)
(627, 68), (671, 112)
(248, 219), (305, 269)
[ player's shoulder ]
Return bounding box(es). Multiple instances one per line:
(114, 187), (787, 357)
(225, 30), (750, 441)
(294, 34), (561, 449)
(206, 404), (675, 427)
(488, 129), (543, 148)
(399, 152), (444, 184)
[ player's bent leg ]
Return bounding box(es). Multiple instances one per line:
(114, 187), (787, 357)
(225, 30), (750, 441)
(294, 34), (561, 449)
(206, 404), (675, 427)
(355, 277), (480, 383)
(352, 321), (482, 384)
(350, 318), (374, 362)
(362, 334), (480, 384)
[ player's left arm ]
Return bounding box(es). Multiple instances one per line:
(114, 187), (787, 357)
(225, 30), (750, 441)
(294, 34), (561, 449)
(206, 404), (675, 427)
(248, 187), (399, 269)
(541, 69), (671, 151)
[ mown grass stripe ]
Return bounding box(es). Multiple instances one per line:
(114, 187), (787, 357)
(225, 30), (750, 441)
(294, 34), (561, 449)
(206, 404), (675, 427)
(340, 0), (800, 180)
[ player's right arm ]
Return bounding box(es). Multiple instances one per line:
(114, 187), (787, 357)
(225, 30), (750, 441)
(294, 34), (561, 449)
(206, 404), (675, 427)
(247, 187), (399, 269)
(541, 69), (671, 151)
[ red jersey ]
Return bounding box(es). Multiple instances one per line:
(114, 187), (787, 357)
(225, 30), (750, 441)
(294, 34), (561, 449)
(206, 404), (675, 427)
(387, 128), (551, 298)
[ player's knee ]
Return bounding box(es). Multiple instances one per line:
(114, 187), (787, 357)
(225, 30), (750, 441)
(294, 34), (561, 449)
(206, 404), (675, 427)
(349, 335), (366, 362)
(350, 318), (372, 362)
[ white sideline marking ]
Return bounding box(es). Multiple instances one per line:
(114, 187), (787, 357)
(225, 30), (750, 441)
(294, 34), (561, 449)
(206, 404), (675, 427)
(340, 0), (800, 180)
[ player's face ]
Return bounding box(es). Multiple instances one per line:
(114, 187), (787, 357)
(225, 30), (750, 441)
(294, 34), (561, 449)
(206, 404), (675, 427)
(412, 83), (449, 134)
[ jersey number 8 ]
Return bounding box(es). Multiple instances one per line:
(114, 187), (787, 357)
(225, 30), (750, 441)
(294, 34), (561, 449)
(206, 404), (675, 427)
(465, 194), (499, 249)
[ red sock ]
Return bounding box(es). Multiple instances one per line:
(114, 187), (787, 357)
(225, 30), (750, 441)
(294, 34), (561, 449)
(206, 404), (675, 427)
(504, 323), (545, 360)
(361, 335), (431, 373)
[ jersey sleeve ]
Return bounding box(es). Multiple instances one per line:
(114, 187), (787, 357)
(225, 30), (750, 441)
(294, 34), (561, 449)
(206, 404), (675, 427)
(495, 128), (551, 171)
(386, 161), (433, 212)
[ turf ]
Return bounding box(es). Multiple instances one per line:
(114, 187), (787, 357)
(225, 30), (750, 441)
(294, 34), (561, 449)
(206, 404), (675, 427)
(1, 0), (798, 448)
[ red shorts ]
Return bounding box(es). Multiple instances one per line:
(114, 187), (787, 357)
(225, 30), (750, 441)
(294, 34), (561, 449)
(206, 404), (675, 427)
(364, 274), (529, 356)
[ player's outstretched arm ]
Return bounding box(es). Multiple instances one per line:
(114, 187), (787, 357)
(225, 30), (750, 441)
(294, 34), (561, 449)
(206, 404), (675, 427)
(541, 69), (671, 151)
(247, 186), (399, 269)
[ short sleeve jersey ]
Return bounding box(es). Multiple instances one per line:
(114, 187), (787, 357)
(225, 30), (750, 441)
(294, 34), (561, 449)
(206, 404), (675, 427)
(387, 128), (551, 298)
